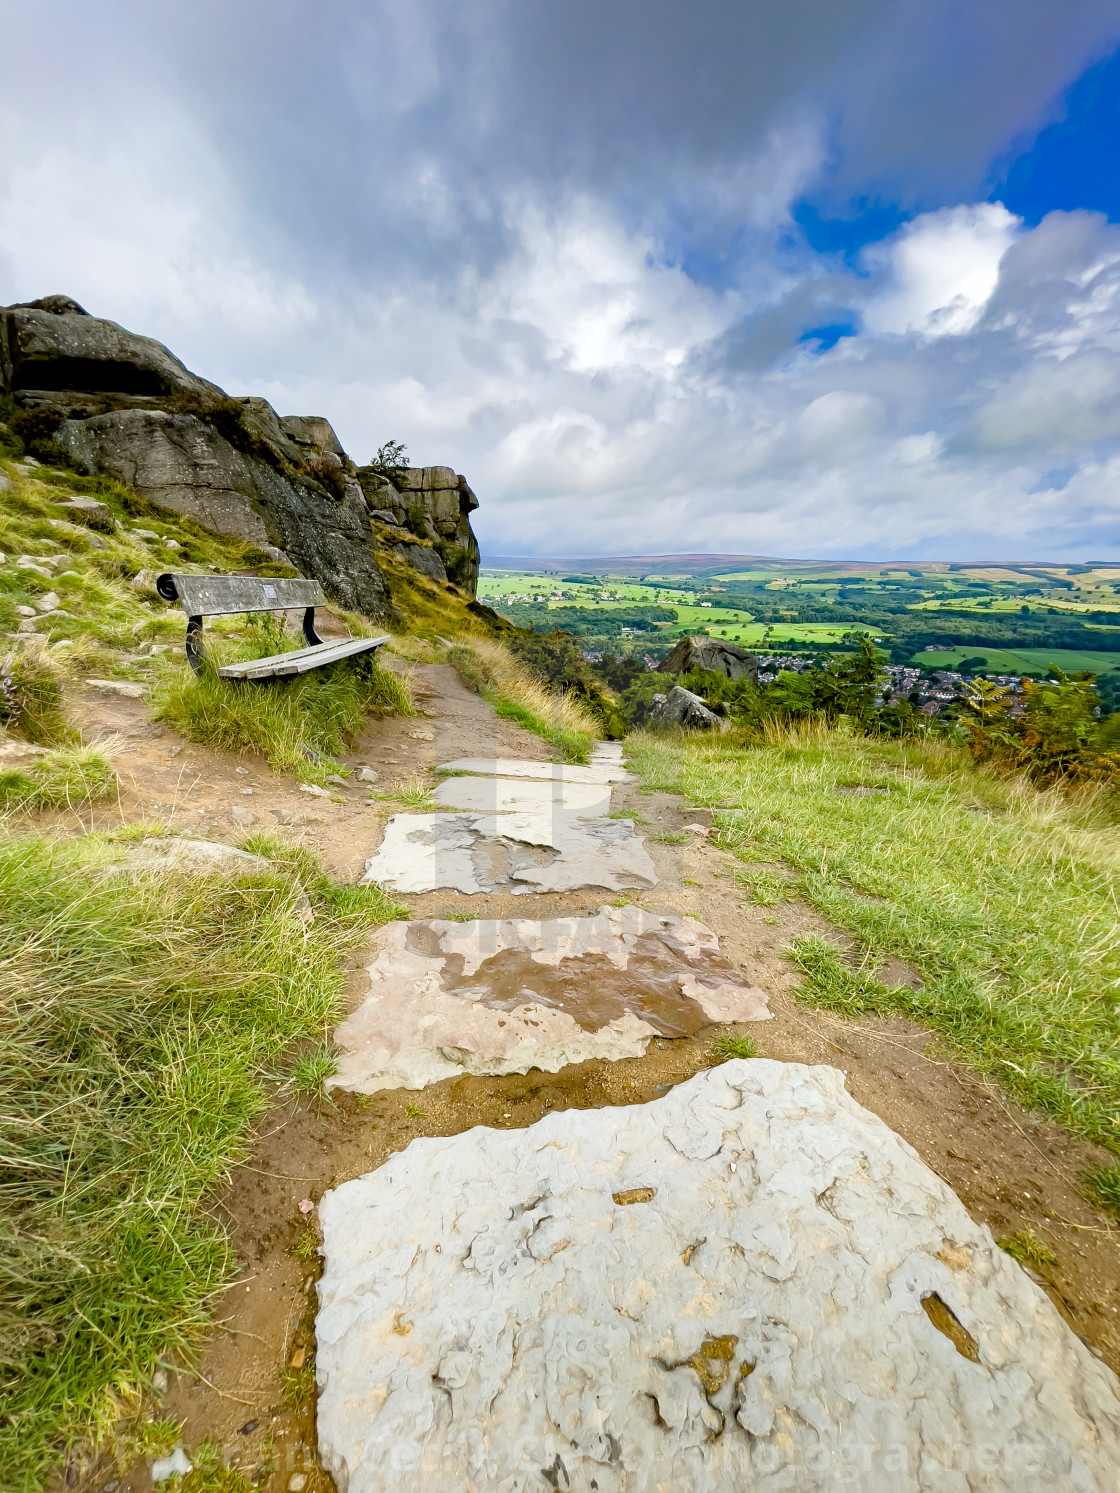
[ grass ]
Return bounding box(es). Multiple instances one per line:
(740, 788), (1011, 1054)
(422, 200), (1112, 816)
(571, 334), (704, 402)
(997, 1229), (1058, 1268)
(1085, 1165), (1120, 1217)
(709, 1034), (758, 1061)
(285, 1045), (338, 1104)
(0, 746), (115, 812)
(447, 637), (597, 762)
(913, 647), (1120, 677)
(152, 643), (413, 783)
(0, 834), (402, 1491)
(626, 726), (1120, 1151)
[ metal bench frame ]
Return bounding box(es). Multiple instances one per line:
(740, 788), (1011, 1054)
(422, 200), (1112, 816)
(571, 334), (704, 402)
(156, 572), (389, 680)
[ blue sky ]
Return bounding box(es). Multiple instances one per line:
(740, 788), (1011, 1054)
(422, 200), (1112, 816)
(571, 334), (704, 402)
(2, 0), (1120, 560)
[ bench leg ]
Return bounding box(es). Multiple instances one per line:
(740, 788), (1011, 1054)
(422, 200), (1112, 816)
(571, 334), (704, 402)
(302, 607), (324, 647)
(185, 615), (208, 675)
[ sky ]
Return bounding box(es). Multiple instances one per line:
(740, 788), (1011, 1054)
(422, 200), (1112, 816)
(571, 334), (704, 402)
(2, 2), (1120, 561)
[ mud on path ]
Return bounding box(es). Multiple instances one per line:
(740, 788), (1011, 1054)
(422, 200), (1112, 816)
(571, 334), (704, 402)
(52, 653), (1119, 1493)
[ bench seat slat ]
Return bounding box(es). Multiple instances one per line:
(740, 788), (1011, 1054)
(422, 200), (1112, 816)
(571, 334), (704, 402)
(216, 635), (390, 680)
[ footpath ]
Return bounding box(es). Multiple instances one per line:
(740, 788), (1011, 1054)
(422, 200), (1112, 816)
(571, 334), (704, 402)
(96, 660), (1120, 1493)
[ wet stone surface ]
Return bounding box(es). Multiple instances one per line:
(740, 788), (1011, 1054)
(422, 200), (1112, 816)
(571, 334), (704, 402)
(330, 907), (770, 1092)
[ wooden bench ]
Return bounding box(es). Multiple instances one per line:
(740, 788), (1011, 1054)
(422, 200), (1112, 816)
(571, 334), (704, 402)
(156, 572), (390, 680)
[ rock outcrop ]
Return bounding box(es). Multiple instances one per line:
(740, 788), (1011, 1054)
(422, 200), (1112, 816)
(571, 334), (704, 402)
(663, 634), (758, 682)
(0, 296), (483, 620)
(316, 1059), (1120, 1492)
(649, 685), (729, 731)
(358, 465), (480, 592)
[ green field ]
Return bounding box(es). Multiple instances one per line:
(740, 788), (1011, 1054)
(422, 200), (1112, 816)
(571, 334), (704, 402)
(914, 647), (1120, 677)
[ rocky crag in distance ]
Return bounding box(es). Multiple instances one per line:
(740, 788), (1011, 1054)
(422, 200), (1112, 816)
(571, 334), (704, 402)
(0, 295), (482, 621)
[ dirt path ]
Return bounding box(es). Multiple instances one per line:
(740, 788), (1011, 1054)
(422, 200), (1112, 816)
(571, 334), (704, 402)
(60, 659), (1119, 1493)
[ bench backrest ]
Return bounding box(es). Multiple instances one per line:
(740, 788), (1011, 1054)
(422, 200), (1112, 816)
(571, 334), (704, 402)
(156, 572), (326, 617)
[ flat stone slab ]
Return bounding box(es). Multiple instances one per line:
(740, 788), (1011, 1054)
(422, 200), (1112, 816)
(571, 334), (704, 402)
(316, 1061), (1120, 1492)
(437, 756), (633, 785)
(329, 907), (770, 1092)
(431, 774), (612, 817)
(360, 811), (657, 895)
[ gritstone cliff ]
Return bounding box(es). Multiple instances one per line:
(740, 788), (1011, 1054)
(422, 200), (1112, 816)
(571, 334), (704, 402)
(0, 295), (482, 621)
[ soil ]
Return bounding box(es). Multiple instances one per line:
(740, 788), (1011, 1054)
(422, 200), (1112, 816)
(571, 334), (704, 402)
(36, 644), (1119, 1493)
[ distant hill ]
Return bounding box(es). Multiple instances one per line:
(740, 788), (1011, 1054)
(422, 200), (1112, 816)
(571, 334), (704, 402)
(480, 553), (1086, 575)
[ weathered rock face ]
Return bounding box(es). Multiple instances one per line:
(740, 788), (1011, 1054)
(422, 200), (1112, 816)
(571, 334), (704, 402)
(53, 408), (394, 618)
(0, 296), (484, 619)
(663, 634), (759, 682)
(649, 684), (730, 731)
(316, 1060), (1120, 1492)
(357, 464), (480, 592)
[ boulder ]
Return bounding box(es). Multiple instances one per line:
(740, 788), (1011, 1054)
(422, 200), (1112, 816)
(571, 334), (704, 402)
(648, 685), (729, 732)
(316, 1060), (1120, 1493)
(391, 539), (448, 583)
(0, 295), (219, 399)
(56, 495), (115, 532)
(662, 634), (758, 682)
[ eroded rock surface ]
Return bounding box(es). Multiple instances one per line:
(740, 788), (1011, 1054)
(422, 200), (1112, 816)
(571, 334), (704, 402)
(360, 810), (657, 895)
(431, 774), (612, 816)
(317, 1060), (1120, 1492)
(330, 908), (770, 1092)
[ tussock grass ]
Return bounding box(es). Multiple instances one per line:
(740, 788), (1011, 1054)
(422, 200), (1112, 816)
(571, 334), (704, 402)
(997, 1229), (1058, 1268)
(0, 746), (115, 813)
(709, 1034), (758, 1061)
(152, 642), (413, 782)
(1086, 1165), (1120, 1216)
(626, 728), (1120, 1150)
(0, 835), (401, 1489)
(448, 637), (597, 762)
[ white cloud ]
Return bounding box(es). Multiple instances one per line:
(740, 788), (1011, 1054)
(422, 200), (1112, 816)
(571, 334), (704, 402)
(2, 7), (1120, 563)
(862, 204), (1020, 337)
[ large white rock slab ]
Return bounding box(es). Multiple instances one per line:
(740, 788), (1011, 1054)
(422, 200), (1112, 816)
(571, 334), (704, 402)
(329, 907), (770, 1093)
(316, 1061), (1120, 1492)
(431, 774), (612, 817)
(360, 811), (657, 895)
(438, 756), (633, 785)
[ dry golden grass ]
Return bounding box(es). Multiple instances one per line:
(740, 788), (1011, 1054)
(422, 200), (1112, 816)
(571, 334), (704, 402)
(448, 636), (599, 760)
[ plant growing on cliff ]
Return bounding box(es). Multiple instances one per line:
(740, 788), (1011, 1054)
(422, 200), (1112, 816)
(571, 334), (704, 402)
(369, 439), (410, 485)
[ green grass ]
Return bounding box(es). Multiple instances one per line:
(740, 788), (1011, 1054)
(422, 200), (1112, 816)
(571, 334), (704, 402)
(0, 747), (115, 812)
(626, 728), (1120, 1149)
(285, 1044), (338, 1104)
(709, 1034), (758, 1061)
(913, 646), (1120, 677)
(997, 1229), (1058, 1268)
(152, 646), (413, 782)
(1085, 1164), (1120, 1217)
(0, 834), (402, 1490)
